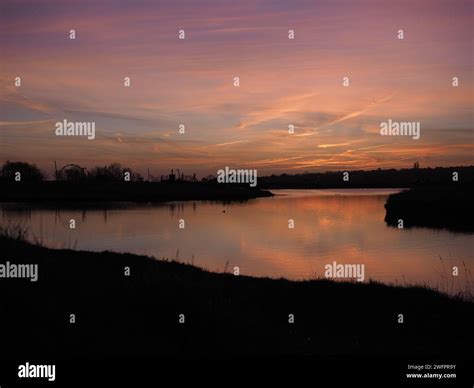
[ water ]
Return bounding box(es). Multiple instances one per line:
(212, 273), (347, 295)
(1, 189), (472, 295)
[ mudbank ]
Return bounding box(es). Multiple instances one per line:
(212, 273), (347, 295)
(384, 184), (474, 233)
(0, 181), (273, 203)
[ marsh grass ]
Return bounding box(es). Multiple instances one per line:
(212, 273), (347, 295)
(0, 222), (28, 241)
(0, 223), (78, 250)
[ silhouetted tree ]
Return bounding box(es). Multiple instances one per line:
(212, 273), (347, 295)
(1, 161), (46, 182)
(88, 166), (108, 181)
(88, 163), (143, 182)
(63, 168), (82, 181)
(201, 174), (216, 182)
(123, 168), (143, 182)
(106, 163), (124, 180)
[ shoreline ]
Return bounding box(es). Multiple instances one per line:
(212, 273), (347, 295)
(0, 181), (273, 203)
(1, 234), (472, 359)
(384, 184), (474, 233)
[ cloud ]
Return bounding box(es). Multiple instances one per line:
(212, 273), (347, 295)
(1, 1), (472, 175)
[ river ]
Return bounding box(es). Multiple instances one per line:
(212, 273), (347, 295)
(1, 189), (472, 295)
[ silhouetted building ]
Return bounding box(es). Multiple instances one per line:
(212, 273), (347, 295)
(168, 169), (176, 182)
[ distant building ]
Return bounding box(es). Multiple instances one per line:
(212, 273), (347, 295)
(414, 161), (419, 169)
(168, 169), (176, 182)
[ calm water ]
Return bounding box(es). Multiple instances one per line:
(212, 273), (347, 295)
(1, 189), (473, 295)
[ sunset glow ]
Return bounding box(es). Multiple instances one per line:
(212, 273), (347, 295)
(1, 0), (472, 176)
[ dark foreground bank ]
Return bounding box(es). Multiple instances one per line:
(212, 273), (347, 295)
(1, 235), (473, 362)
(385, 184), (474, 233)
(0, 181), (273, 203)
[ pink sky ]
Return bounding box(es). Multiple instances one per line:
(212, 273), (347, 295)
(1, 0), (472, 177)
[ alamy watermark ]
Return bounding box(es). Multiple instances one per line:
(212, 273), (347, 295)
(18, 362), (55, 382)
(55, 119), (95, 140)
(380, 119), (420, 140)
(324, 261), (365, 282)
(0, 261), (38, 282)
(217, 167), (257, 187)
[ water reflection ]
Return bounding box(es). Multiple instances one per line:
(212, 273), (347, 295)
(1, 189), (472, 295)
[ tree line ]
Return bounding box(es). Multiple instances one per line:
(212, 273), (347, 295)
(0, 161), (143, 182)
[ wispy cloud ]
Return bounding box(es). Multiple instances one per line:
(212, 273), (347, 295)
(1, 1), (472, 175)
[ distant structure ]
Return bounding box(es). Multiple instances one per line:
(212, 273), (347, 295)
(168, 169), (176, 182)
(55, 163), (86, 181)
(413, 161), (419, 170)
(161, 169), (196, 183)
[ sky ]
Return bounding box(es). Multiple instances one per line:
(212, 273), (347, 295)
(0, 0), (473, 177)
